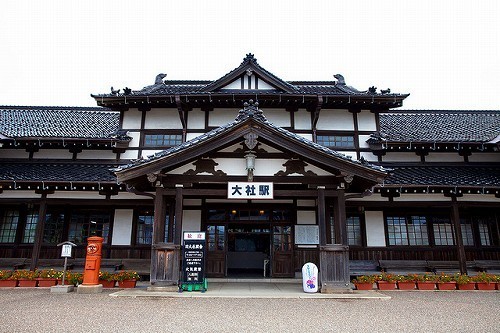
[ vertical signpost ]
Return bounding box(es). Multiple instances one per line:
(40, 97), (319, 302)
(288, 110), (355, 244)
(180, 231), (207, 292)
(52, 241), (77, 293)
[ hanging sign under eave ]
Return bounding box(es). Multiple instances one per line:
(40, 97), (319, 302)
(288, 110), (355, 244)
(227, 182), (274, 199)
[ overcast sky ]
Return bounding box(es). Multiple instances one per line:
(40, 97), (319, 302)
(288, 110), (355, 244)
(1, 1), (498, 110)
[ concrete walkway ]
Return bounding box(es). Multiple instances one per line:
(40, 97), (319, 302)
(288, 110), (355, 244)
(110, 281), (391, 299)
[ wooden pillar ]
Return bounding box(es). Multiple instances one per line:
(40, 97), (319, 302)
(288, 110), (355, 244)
(451, 198), (467, 274)
(174, 185), (184, 245)
(319, 188), (350, 293)
(149, 185), (183, 290)
(30, 194), (47, 271)
(317, 187), (327, 246)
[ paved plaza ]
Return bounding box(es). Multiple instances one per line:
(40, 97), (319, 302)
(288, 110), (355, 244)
(0, 285), (498, 333)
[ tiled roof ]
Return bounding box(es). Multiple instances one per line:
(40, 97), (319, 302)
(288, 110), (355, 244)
(113, 101), (387, 175)
(0, 162), (118, 183)
(377, 111), (500, 143)
(0, 106), (119, 139)
(94, 54), (404, 98)
(382, 165), (500, 187)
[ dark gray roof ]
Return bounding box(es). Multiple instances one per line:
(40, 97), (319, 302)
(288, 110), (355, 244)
(0, 106), (119, 139)
(0, 162), (118, 183)
(382, 165), (500, 188)
(377, 111), (500, 143)
(113, 101), (387, 175)
(94, 54), (403, 98)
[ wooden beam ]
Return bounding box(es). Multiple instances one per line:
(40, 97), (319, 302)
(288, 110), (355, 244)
(451, 198), (467, 274)
(30, 194), (47, 271)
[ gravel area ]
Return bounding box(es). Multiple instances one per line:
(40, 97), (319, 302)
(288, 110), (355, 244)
(0, 289), (498, 333)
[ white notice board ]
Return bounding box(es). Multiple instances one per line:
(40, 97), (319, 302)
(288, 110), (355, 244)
(294, 225), (320, 245)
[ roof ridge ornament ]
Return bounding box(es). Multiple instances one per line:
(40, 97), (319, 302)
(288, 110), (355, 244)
(242, 53), (257, 64)
(236, 100), (267, 122)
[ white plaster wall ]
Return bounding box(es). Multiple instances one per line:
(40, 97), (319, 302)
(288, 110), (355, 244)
(209, 109), (238, 127)
(78, 150), (117, 160)
(144, 109), (182, 129)
(365, 211), (386, 247)
(359, 151), (379, 162)
(468, 153), (500, 162)
(184, 199), (202, 206)
(0, 149), (29, 159)
(394, 194), (450, 202)
(458, 194), (500, 203)
(126, 132), (141, 148)
(0, 190), (42, 198)
(186, 133), (204, 141)
(141, 150), (164, 159)
(120, 149), (140, 160)
(350, 193), (385, 202)
(182, 210), (202, 234)
(168, 163), (196, 175)
(256, 79), (274, 89)
(358, 135), (372, 148)
(317, 109), (354, 130)
(296, 133), (313, 141)
(357, 111), (377, 131)
(297, 200), (316, 207)
(34, 150), (73, 159)
(297, 211), (316, 225)
(187, 109), (205, 130)
(111, 209), (133, 245)
(340, 151), (357, 160)
(426, 152), (464, 162)
(382, 152), (421, 162)
(294, 109), (311, 130)
(122, 109), (142, 129)
(222, 80), (241, 89)
(263, 109), (290, 127)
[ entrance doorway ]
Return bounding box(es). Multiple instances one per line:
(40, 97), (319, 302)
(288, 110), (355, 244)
(227, 223), (270, 277)
(204, 207), (294, 278)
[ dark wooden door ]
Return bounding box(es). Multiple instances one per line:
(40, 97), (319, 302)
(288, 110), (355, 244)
(272, 225), (294, 277)
(205, 225), (226, 277)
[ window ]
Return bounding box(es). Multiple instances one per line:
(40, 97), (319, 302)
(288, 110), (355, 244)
(0, 210), (19, 243)
(43, 212), (65, 244)
(347, 216), (362, 246)
(136, 213), (154, 244)
(386, 215), (429, 246)
(68, 212), (111, 244)
(207, 225), (225, 251)
(317, 135), (354, 148)
(461, 220), (474, 246)
(432, 217), (455, 246)
(144, 134), (182, 147)
(22, 209), (39, 243)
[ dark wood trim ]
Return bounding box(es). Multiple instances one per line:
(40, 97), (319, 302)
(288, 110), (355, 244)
(30, 195), (47, 270)
(317, 187), (326, 246)
(153, 187), (166, 244)
(451, 198), (467, 274)
(174, 185), (183, 245)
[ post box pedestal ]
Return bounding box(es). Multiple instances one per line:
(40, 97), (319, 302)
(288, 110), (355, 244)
(77, 284), (103, 294)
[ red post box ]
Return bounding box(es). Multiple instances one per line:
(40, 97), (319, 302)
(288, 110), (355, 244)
(82, 236), (104, 285)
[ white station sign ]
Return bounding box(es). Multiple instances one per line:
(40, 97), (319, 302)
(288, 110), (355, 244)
(227, 182), (274, 199)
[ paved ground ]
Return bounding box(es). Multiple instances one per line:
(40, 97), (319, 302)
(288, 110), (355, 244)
(0, 286), (498, 333)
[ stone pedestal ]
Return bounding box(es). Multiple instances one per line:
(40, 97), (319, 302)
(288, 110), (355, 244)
(51, 285), (75, 293)
(77, 284), (103, 294)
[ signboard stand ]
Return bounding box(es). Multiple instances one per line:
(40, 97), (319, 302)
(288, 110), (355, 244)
(180, 231), (207, 293)
(51, 241), (77, 293)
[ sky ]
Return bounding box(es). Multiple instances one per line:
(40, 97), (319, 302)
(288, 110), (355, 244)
(0, 1), (499, 110)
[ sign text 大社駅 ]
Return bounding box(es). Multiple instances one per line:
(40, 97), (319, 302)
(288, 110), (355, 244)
(227, 182), (273, 199)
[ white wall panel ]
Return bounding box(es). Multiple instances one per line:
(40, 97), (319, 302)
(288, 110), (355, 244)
(111, 209), (133, 245)
(458, 194), (500, 203)
(317, 109), (354, 130)
(48, 191), (103, 199)
(78, 150), (116, 160)
(294, 110), (311, 130)
(186, 133), (204, 141)
(297, 211), (316, 225)
(357, 111), (377, 131)
(122, 109), (142, 129)
(382, 152), (421, 162)
(209, 109), (238, 127)
(358, 135), (372, 148)
(182, 210), (202, 234)
(426, 153), (464, 162)
(144, 109), (182, 129)
(468, 153), (500, 163)
(0, 149), (29, 159)
(263, 109), (290, 127)
(120, 149), (139, 160)
(0, 190), (41, 198)
(187, 109), (205, 129)
(365, 211), (386, 247)
(34, 150), (73, 159)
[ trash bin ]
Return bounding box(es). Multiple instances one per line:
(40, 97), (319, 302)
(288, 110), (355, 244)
(302, 262), (318, 293)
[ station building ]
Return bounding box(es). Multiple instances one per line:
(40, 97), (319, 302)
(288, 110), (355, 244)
(0, 54), (499, 291)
